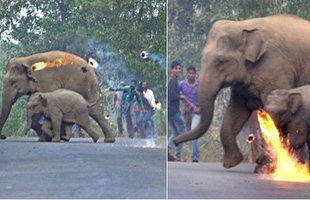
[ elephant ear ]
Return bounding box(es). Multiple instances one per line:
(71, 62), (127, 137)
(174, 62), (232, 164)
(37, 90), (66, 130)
(242, 28), (267, 63)
(22, 64), (37, 83)
(288, 93), (302, 114)
(39, 94), (48, 107)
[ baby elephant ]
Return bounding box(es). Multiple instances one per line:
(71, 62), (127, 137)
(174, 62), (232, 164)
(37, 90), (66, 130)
(24, 89), (100, 142)
(264, 86), (310, 159)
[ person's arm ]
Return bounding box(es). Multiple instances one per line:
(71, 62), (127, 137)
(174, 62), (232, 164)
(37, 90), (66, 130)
(134, 91), (144, 110)
(149, 90), (156, 108)
(110, 86), (130, 92)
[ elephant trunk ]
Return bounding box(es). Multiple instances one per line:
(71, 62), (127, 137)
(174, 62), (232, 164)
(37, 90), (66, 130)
(174, 62), (222, 145)
(0, 81), (17, 137)
(173, 95), (216, 145)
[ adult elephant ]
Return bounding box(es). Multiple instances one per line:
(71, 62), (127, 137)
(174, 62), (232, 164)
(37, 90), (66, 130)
(0, 50), (115, 143)
(174, 14), (310, 168)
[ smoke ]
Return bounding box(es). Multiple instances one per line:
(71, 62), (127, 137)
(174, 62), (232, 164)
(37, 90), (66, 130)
(147, 53), (166, 71)
(85, 39), (136, 88)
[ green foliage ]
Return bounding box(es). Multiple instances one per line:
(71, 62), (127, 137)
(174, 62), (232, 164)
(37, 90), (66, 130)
(0, 0), (166, 137)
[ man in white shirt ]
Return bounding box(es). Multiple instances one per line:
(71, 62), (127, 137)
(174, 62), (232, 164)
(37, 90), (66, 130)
(142, 81), (157, 138)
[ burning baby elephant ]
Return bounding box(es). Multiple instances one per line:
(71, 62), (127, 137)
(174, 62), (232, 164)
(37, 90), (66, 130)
(264, 86), (310, 160)
(24, 89), (100, 142)
(174, 14), (310, 169)
(0, 50), (114, 142)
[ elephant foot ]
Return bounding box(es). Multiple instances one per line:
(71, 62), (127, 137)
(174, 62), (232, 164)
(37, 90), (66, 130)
(223, 150), (243, 168)
(61, 136), (70, 142)
(104, 137), (115, 143)
(92, 135), (100, 143)
(38, 134), (52, 142)
(52, 138), (61, 142)
(0, 134), (6, 140)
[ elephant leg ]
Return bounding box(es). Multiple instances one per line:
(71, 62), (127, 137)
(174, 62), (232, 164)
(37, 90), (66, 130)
(61, 123), (72, 141)
(287, 121), (308, 163)
(88, 106), (115, 143)
(31, 119), (43, 137)
(50, 116), (62, 142)
(41, 120), (53, 138)
(76, 119), (99, 143)
(221, 93), (251, 168)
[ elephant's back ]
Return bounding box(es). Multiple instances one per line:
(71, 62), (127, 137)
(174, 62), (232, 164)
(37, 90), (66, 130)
(22, 51), (99, 100)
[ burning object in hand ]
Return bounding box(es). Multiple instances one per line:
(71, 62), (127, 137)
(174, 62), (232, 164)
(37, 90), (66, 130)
(155, 101), (162, 110)
(257, 109), (310, 182)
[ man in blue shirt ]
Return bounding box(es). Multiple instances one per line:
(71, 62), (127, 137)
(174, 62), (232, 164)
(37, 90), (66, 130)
(179, 65), (200, 162)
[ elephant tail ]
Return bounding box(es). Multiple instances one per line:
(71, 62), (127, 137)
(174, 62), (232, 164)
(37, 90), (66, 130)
(87, 96), (100, 108)
(95, 71), (104, 87)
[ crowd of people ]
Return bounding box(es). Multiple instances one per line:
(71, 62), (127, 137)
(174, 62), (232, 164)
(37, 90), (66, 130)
(109, 80), (157, 139)
(168, 60), (201, 162)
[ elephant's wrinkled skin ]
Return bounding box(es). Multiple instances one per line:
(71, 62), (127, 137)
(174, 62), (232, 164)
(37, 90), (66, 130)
(264, 86), (310, 160)
(24, 89), (100, 142)
(0, 51), (114, 142)
(174, 14), (310, 168)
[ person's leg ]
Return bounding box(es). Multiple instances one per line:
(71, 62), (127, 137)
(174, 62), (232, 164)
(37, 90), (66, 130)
(172, 112), (185, 159)
(168, 120), (178, 149)
(117, 108), (124, 136)
(126, 104), (134, 138)
(191, 114), (201, 162)
(150, 112), (157, 138)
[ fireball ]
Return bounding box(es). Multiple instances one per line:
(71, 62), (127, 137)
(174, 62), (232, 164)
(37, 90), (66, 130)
(31, 54), (72, 71)
(257, 109), (310, 182)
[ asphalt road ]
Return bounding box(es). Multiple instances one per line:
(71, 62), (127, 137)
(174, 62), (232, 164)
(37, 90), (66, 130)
(0, 137), (166, 199)
(168, 162), (310, 199)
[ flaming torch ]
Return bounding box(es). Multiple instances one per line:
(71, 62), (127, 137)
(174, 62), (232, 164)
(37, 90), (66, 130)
(257, 109), (310, 182)
(140, 51), (148, 59)
(155, 101), (162, 110)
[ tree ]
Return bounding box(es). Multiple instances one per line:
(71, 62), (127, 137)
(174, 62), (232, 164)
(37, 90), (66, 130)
(0, 0), (166, 136)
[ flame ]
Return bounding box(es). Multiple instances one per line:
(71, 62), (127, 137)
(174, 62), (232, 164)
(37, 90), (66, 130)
(247, 133), (255, 144)
(31, 54), (72, 71)
(105, 115), (110, 119)
(257, 109), (310, 182)
(155, 102), (162, 110)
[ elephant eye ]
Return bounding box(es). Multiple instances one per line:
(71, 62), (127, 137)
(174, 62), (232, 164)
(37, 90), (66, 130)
(215, 56), (229, 67)
(216, 60), (226, 66)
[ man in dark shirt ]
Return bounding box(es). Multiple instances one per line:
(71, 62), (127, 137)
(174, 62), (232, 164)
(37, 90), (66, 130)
(168, 60), (185, 161)
(110, 80), (144, 138)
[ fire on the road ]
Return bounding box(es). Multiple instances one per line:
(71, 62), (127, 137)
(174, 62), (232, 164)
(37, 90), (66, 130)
(257, 109), (310, 182)
(31, 54), (72, 71)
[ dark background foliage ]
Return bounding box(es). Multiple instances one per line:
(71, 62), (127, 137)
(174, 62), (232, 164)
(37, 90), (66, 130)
(168, 0), (310, 162)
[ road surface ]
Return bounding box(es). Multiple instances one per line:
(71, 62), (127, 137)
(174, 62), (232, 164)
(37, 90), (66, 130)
(168, 162), (310, 199)
(0, 137), (166, 199)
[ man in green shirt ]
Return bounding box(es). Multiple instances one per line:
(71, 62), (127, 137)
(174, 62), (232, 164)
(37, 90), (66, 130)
(110, 80), (144, 138)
